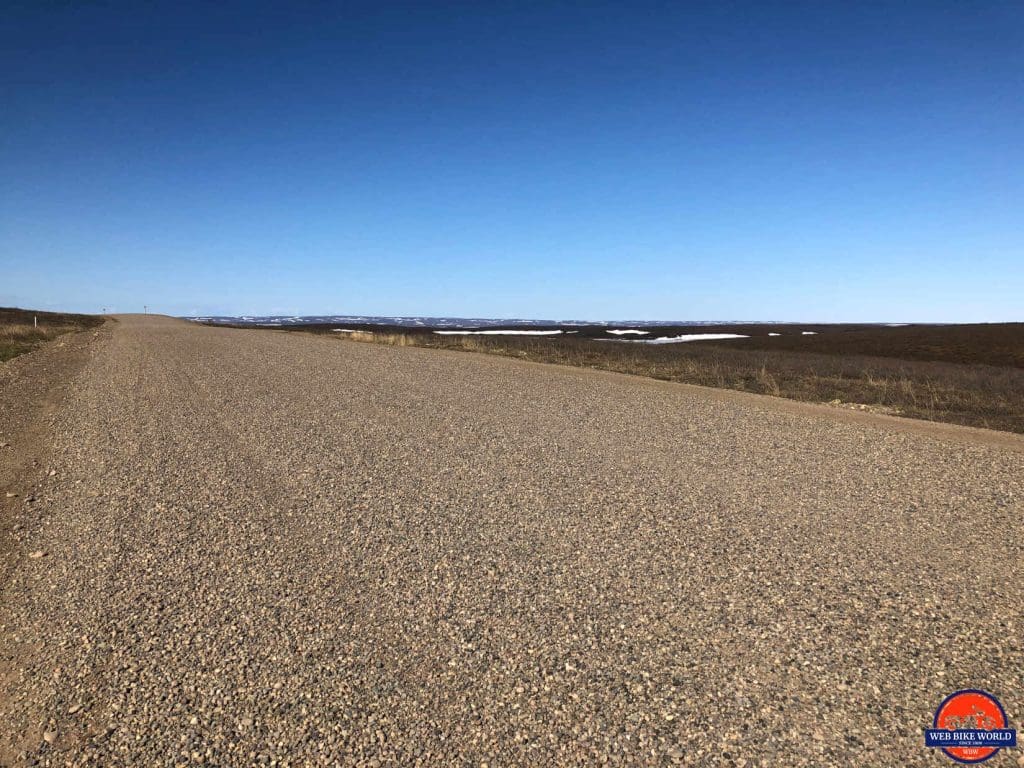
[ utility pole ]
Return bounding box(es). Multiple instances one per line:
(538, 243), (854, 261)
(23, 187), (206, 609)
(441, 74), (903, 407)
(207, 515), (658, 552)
(144, 305), (148, 314)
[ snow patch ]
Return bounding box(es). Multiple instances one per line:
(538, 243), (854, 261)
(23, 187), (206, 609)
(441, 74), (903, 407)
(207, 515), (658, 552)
(433, 330), (563, 336)
(606, 333), (750, 344)
(607, 329), (650, 336)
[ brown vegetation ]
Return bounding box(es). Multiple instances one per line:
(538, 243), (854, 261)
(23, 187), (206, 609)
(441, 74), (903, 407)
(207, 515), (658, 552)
(724, 322), (1024, 368)
(0, 308), (103, 362)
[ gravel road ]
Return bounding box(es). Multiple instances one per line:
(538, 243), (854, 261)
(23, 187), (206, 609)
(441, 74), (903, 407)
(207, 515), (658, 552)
(2, 315), (1022, 766)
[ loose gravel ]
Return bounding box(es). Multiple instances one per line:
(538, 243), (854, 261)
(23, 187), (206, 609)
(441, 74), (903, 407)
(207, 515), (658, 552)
(1, 315), (1022, 766)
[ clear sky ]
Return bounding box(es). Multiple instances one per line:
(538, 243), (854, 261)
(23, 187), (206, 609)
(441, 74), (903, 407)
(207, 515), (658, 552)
(2, 1), (1021, 321)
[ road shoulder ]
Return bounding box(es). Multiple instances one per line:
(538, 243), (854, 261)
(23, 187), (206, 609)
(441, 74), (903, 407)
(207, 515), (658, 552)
(0, 322), (110, 587)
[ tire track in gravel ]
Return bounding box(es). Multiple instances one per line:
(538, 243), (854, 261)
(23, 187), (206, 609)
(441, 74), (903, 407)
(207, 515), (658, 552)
(1, 315), (1022, 766)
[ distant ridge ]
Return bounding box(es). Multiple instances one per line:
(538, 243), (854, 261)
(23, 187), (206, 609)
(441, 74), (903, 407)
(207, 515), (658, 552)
(184, 315), (787, 328)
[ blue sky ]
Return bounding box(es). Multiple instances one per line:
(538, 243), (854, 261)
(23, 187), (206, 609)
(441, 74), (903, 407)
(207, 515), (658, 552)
(2, 1), (1021, 321)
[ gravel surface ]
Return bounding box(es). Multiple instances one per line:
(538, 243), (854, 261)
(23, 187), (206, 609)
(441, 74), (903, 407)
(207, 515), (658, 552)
(0, 326), (101, 593)
(1, 315), (1022, 766)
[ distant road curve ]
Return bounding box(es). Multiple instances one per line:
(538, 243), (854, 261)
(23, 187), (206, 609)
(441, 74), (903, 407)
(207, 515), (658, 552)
(2, 314), (1022, 766)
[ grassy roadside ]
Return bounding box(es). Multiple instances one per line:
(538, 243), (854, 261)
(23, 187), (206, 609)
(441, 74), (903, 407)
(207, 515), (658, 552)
(328, 329), (1024, 434)
(0, 308), (104, 363)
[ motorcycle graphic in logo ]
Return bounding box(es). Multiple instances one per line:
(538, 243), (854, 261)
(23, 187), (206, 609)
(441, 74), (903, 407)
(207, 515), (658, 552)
(924, 689), (1017, 764)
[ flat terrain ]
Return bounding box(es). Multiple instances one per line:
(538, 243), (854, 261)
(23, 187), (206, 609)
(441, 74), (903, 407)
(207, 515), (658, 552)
(0, 308), (103, 363)
(248, 321), (1024, 433)
(2, 315), (1023, 766)
(240, 319), (1024, 368)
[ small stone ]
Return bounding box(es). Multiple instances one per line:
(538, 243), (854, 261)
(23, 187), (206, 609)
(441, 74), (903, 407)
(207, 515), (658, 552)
(240, 717), (253, 727)
(43, 730), (57, 744)
(68, 704), (82, 714)
(48, 469), (57, 476)
(5, 492), (16, 498)
(29, 550), (46, 559)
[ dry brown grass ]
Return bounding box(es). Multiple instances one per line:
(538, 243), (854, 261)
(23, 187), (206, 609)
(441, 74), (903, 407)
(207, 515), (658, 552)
(339, 330), (418, 346)
(0, 309), (102, 362)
